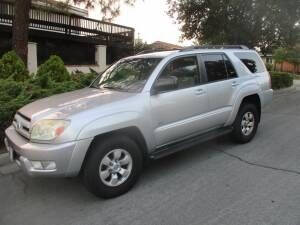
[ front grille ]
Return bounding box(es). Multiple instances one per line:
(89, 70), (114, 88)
(17, 112), (31, 122)
(13, 112), (31, 139)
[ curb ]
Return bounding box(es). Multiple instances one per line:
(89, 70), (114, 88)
(0, 152), (9, 166)
(274, 85), (296, 95)
(0, 152), (20, 175)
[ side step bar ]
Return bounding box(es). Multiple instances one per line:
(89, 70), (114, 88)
(149, 127), (233, 160)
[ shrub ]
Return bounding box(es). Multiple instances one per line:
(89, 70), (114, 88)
(0, 51), (29, 81)
(270, 71), (294, 89)
(0, 78), (24, 99)
(0, 54), (100, 146)
(71, 69), (98, 87)
(51, 80), (81, 94)
(265, 63), (273, 71)
(36, 55), (70, 82)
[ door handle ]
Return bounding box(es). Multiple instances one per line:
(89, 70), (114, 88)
(195, 89), (206, 95)
(232, 81), (239, 87)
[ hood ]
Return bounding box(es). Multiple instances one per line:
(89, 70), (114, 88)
(19, 88), (136, 121)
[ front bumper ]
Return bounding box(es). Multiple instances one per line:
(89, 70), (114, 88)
(4, 126), (92, 177)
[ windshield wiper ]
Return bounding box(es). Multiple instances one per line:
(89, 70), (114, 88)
(89, 85), (99, 89)
(103, 86), (123, 91)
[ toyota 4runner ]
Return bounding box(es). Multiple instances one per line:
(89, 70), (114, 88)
(5, 45), (273, 198)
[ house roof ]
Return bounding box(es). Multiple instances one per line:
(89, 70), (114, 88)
(149, 41), (183, 51)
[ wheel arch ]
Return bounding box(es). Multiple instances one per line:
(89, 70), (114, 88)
(226, 91), (262, 126)
(240, 94), (261, 122)
(79, 126), (149, 174)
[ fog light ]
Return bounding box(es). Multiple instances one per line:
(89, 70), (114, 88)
(41, 161), (56, 170)
(30, 161), (56, 170)
(31, 161), (43, 170)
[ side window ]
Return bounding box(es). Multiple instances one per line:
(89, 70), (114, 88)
(202, 54), (227, 82)
(223, 55), (238, 78)
(155, 56), (200, 92)
(234, 52), (266, 73)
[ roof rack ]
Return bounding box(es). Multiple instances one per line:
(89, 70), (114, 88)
(135, 48), (181, 55)
(180, 45), (249, 52)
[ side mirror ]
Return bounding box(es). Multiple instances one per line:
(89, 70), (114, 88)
(151, 76), (178, 95)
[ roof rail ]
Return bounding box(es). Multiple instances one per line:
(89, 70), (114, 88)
(135, 48), (181, 55)
(180, 45), (249, 52)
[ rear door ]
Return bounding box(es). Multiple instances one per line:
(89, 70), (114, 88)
(200, 53), (240, 127)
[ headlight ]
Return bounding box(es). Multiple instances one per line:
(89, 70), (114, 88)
(30, 119), (70, 141)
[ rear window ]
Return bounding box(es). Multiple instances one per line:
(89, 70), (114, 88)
(234, 52), (266, 73)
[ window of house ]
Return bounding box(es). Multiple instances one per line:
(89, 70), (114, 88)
(156, 56), (200, 91)
(234, 52), (266, 73)
(202, 54), (227, 82)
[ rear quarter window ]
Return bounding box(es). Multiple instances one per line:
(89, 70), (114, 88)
(234, 52), (266, 73)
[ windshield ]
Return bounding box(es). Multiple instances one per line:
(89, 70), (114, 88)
(91, 58), (162, 92)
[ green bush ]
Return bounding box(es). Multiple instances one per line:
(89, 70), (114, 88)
(0, 53), (99, 146)
(36, 55), (70, 82)
(0, 51), (29, 81)
(71, 69), (98, 87)
(270, 71), (294, 89)
(265, 63), (273, 71)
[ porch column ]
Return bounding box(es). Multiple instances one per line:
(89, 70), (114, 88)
(95, 45), (107, 71)
(27, 42), (37, 74)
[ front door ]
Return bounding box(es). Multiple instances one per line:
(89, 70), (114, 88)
(150, 55), (210, 147)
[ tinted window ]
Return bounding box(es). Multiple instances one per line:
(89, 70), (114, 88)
(202, 54), (227, 82)
(92, 58), (162, 92)
(234, 52), (266, 73)
(223, 55), (237, 78)
(156, 56), (199, 91)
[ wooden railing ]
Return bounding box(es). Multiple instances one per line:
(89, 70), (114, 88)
(0, 1), (134, 44)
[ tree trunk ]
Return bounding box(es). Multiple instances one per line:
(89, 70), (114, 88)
(12, 0), (31, 65)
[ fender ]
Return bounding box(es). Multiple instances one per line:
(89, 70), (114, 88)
(225, 83), (262, 126)
(76, 111), (153, 149)
(66, 111), (153, 176)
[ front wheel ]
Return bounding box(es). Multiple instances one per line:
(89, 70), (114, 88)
(232, 103), (259, 143)
(83, 135), (143, 198)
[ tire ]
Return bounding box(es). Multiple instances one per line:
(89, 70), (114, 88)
(231, 103), (259, 143)
(83, 135), (143, 198)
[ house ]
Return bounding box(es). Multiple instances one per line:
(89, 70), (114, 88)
(148, 41), (183, 51)
(0, 0), (135, 73)
(260, 54), (274, 65)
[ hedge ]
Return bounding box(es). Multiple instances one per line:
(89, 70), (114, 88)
(270, 71), (294, 89)
(0, 51), (98, 146)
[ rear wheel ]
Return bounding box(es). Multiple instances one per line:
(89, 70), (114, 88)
(232, 103), (259, 143)
(83, 135), (143, 198)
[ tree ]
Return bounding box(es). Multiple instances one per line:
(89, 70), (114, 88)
(167, 0), (300, 54)
(274, 46), (300, 72)
(273, 47), (288, 71)
(72, 0), (136, 21)
(12, 0), (31, 64)
(133, 38), (151, 54)
(11, 0), (135, 65)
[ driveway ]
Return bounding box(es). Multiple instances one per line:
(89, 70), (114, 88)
(1, 87), (300, 225)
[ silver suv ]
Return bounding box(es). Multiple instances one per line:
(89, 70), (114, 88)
(5, 45), (273, 198)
